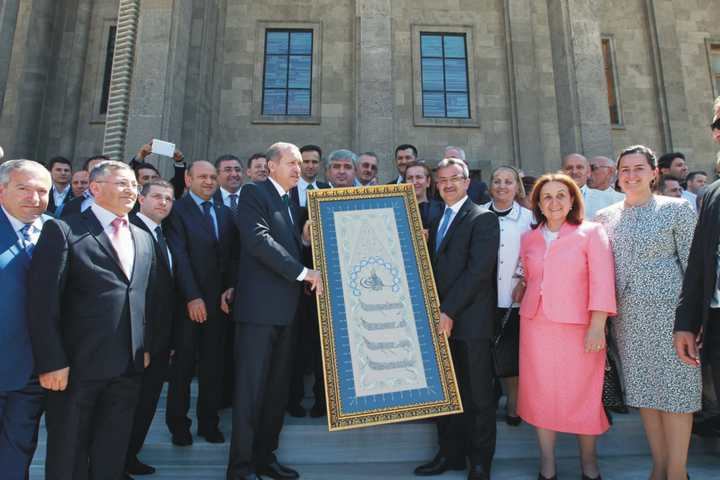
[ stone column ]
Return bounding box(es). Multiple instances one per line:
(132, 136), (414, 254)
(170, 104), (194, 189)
(354, 0), (394, 181)
(645, 0), (692, 155)
(121, 0), (192, 176)
(0, 0), (20, 113)
(546, 0), (613, 159)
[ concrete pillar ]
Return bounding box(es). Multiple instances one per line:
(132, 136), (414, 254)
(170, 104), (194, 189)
(0, 0), (20, 114)
(547, 0), (613, 160)
(122, 0), (192, 176)
(354, 0), (394, 181)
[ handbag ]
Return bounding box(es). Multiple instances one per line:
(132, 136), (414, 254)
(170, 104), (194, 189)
(602, 348), (625, 408)
(492, 308), (519, 378)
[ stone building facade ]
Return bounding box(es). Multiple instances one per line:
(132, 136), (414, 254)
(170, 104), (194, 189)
(0, 0), (718, 181)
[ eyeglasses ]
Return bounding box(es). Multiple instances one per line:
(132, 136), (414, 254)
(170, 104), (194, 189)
(94, 180), (139, 190)
(436, 175), (467, 186)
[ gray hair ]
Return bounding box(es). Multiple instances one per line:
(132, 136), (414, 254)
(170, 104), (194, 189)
(265, 142), (301, 163)
(89, 160), (134, 183)
(436, 157), (469, 178)
(0, 145), (4, 162)
(328, 149), (358, 168)
(0, 159), (52, 187)
(444, 146), (466, 161)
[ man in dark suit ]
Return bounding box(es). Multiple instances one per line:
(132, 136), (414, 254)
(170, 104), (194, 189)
(286, 144), (330, 418)
(213, 154), (244, 209)
(165, 160), (238, 446)
(125, 179), (176, 478)
(27, 160), (156, 480)
(415, 157), (499, 480)
(444, 146), (491, 205)
(388, 144), (417, 184)
(46, 156), (74, 216)
(0, 160), (52, 479)
(225, 142), (323, 480)
(60, 155), (111, 218)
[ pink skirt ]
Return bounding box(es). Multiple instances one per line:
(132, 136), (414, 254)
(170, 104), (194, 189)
(517, 307), (609, 435)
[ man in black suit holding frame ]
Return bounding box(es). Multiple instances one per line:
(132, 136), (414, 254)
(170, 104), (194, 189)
(27, 161), (156, 480)
(415, 157), (499, 480)
(225, 142), (323, 480)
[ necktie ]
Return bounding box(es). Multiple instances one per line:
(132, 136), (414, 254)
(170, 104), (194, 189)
(306, 184), (314, 190)
(435, 208), (454, 252)
(281, 193), (294, 224)
(19, 224), (34, 257)
(155, 225), (172, 270)
(229, 194), (239, 209)
(202, 201), (218, 239)
(110, 217), (134, 277)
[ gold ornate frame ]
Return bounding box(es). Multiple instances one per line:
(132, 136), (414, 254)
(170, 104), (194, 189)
(307, 184), (462, 431)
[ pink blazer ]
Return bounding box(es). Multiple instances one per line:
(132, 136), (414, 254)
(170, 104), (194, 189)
(519, 221), (617, 324)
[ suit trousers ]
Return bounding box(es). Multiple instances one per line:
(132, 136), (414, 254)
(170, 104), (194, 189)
(706, 309), (720, 403)
(437, 338), (496, 473)
(45, 372), (142, 480)
(0, 377), (44, 480)
(166, 311), (228, 433)
(288, 292), (324, 408)
(126, 349), (170, 462)
(227, 321), (297, 479)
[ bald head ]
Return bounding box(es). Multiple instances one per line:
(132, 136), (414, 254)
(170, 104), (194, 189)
(185, 160), (218, 200)
(562, 153), (589, 187)
(589, 156), (616, 190)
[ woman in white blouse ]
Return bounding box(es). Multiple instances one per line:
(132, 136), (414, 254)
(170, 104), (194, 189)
(483, 165), (534, 425)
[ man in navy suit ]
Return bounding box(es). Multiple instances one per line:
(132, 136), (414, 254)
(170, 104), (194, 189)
(0, 159), (52, 479)
(45, 156), (74, 216)
(28, 161), (157, 480)
(165, 160), (239, 446)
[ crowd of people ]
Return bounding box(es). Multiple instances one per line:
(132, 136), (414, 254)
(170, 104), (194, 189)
(0, 103), (719, 480)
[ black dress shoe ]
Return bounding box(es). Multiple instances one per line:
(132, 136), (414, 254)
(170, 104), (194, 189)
(126, 456), (156, 475)
(537, 474), (556, 480)
(170, 429), (193, 446)
(286, 403), (306, 418)
(309, 402), (326, 418)
(414, 454), (465, 476)
(257, 461), (299, 479)
(505, 414), (522, 426)
(581, 474), (601, 480)
(467, 465), (489, 480)
(198, 428), (225, 443)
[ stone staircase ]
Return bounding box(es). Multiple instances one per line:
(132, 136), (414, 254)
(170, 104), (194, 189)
(29, 381), (720, 479)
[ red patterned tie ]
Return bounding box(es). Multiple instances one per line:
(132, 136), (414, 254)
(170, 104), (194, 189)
(110, 217), (134, 277)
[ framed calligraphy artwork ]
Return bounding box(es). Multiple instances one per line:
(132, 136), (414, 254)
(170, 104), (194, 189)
(307, 184), (462, 431)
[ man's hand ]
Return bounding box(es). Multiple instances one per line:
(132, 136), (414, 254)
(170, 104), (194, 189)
(439, 313), (454, 337)
(173, 149), (185, 163)
(144, 352), (151, 368)
(422, 229), (429, 242)
(187, 298), (208, 323)
(302, 220), (313, 245)
(674, 331), (701, 367)
(39, 367), (70, 391)
(220, 288), (234, 314)
(136, 142), (152, 160)
(511, 279), (526, 304)
(304, 269), (323, 296)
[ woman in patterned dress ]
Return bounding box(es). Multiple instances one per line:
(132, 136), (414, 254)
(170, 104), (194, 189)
(594, 145), (701, 480)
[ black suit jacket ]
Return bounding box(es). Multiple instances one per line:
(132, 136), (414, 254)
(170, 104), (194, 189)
(165, 194), (239, 308)
(289, 180), (330, 210)
(59, 195), (85, 218)
(675, 180), (720, 334)
(46, 186), (73, 216)
(428, 199), (499, 339)
(233, 180), (304, 326)
(467, 179), (491, 205)
(419, 200), (444, 230)
(130, 214), (176, 354)
(27, 209), (156, 380)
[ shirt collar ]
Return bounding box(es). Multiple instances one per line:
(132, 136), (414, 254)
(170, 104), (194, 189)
(54, 184), (71, 195)
(220, 186), (240, 200)
(1, 206), (44, 233)
(298, 177), (315, 189)
(91, 203), (128, 229)
(268, 177), (288, 197)
(444, 196), (469, 214)
(188, 190), (214, 207)
(489, 200), (522, 221)
(136, 212), (160, 232)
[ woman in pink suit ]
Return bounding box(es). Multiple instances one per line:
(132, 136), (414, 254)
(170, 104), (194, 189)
(515, 173), (617, 480)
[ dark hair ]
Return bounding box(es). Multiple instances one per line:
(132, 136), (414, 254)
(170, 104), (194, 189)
(359, 151), (378, 160)
(617, 145), (657, 170)
(658, 152), (685, 171)
(686, 171), (707, 183)
(300, 144), (322, 158)
(83, 154), (110, 171)
(247, 153), (266, 169)
(140, 179), (174, 197)
(394, 144), (418, 159)
(133, 162), (159, 176)
(711, 117), (720, 131)
(48, 156), (72, 171)
(656, 174), (680, 193)
(215, 154), (241, 168)
(529, 173), (585, 228)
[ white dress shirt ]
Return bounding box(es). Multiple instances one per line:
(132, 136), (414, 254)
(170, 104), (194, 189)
(438, 195), (469, 237)
(81, 190), (95, 212)
(681, 190), (697, 212)
(268, 177), (308, 282)
(219, 186), (241, 208)
(582, 185), (622, 220)
(482, 201), (534, 307)
(91, 203), (134, 275)
(52, 184), (71, 209)
(297, 177), (320, 208)
(2, 206), (43, 245)
(136, 212), (172, 269)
